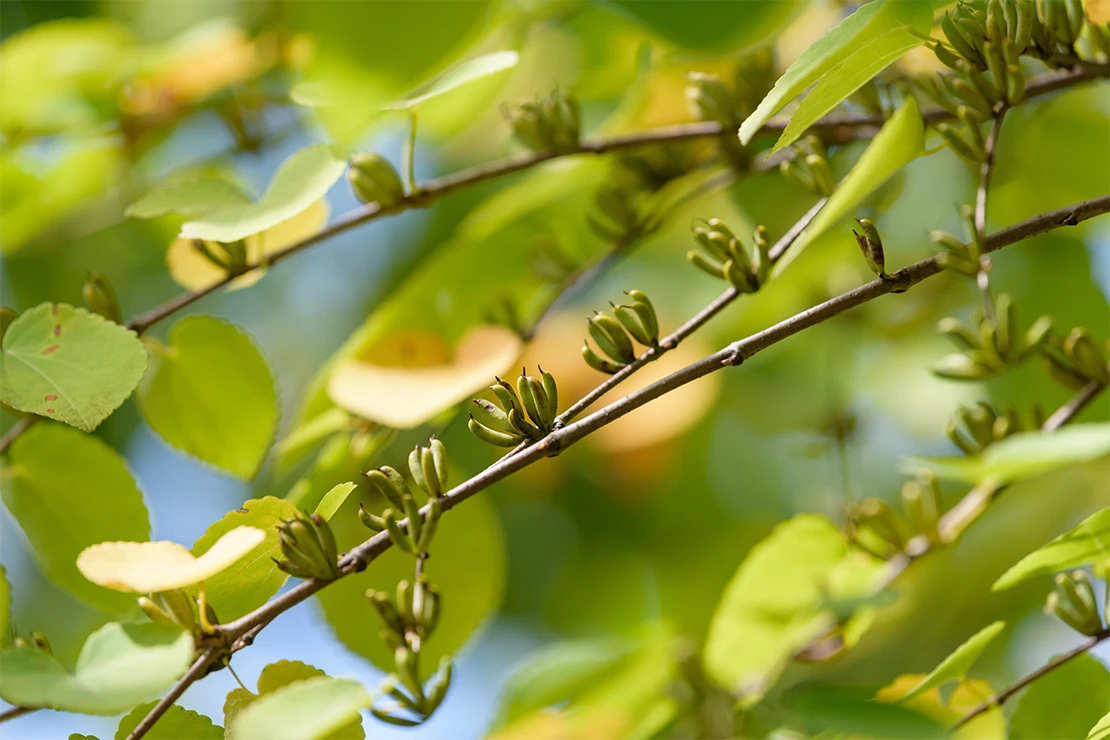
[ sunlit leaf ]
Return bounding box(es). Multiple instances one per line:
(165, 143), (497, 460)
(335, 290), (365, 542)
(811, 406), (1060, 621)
(180, 145), (343, 244)
(227, 676), (370, 740)
(167, 199), (328, 291)
(327, 325), (523, 429)
(703, 514), (884, 694)
(189, 497), (298, 622)
(225, 660), (364, 740)
(740, 0), (905, 144)
(774, 96), (925, 276)
(607, 0), (800, 50)
(771, 2), (932, 154)
(790, 685), (946, 739)
(313, 482), (357, 521)
(993, 508), (1110, 590)
(1089, 712), (1110, 740)
(0, 565), (10, 647)
(1011, 653), (1109, 740)
(115, 701), (223, 739)
(0, 622), (193, 715)
(137, 316), (279, 479)
(876, 675), (1005, 739)
(907, 423), (1110, 486)
(384, 50), (519, 110)
(317, 483), (505, 672)
(3, 423), (149, 613)
(0, 303), (147, 432)
(77, 526), (265, 593)
(899, 621), (1006, 702)
(126, 179), (250, 219)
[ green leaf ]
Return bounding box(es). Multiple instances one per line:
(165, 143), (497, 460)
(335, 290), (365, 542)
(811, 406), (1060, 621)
(3, 423), (149, 613)
(907, 423), (1110, 486)
(316, 483), (505, 672)
(791, 685), (945, 739)
(1, 303), (147, 432)
(384, 50), (519, 110)
(115, 702), (224, 739)
(1089, 712), (1110, 740)
(607, 0), (800, 50)
(703, 514), (884, 692)
(0, 622), (193, 715)
(225, 660), (364, 740)
(1011, 653), (1109, 740)
(227, 676), (370, 740)
(313, 482), (357, 521)
(771, 3), (932, 155)
(137, 316), (278, 480)
(180, 144), (344, 243)
(900, 621), (1006, 702)
(189, 497), (298, 622)
(0, 565), (10, 647)
(70, 735), (101, 740)
(125, 180), (250, 219)
(740, 0), (904, 144)
(774, 95), (925, 276)
(993, 508), (1110, 591)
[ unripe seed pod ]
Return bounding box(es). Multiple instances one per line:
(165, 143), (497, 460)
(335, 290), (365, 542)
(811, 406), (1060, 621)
(82, 273), (123, 324)
(853, 218), (886, 277)
(348, 153), (405, 207)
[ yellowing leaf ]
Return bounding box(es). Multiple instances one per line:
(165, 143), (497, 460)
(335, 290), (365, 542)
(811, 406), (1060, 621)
(875, 675), (1005, 740)
(77, 526), (265, 593)
(327, 325), (523, 429)
(167, 199), (328, 291)
(900, 621), (1006, 702)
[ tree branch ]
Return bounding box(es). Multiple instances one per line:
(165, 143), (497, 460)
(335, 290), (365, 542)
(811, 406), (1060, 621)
(124, 647), (221, 740)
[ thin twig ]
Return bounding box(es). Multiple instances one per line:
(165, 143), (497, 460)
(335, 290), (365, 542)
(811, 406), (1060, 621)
(974, 110), (1007, 322)
(951, 627), (1110, 730)
(0, 705), (36, 723)
(125, 647), (221, 740)
(1042, 379), (1107, 431)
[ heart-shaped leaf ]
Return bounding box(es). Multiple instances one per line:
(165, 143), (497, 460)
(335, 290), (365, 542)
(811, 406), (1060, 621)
(228, 676), (370, 740)
(125, 179), (250, 219)
(0, 622), (193, 715)
(225, 660), (365, 740)
(137, 315), (279, 480)
(114, 701), (223, 739)
(180, 144), (344, 244)
(77, 526), (265, 593)
(1, 303), (147, 431)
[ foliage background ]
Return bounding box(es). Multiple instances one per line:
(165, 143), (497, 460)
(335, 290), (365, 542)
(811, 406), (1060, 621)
(0, 0), (1107, 738)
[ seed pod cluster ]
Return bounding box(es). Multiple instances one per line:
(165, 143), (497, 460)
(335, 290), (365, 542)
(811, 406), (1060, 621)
(190, 238), (250, 278)
(1042, 328), (1110, 389)
(687, 218), (771, 294)
(846, 472), (945, 557)
(932, 293), (1053, 380)
(588, 183), (655, 242)
(408, 438), (449, 499)
(138, 589), (198, 634)
(852, 218), (886, 278)
(901, 471), (943, 545)
(1045, 570), (1104, 636)
(945, 401), (1041, 455)
(468, 368), (559, 447)
(367, 575), (452, 725)
(503, 89), (580, 154)
(360, 464), (442, 555)
(685, 72), (743, 129)
(82, 273), (123, 324)
(932, 209), (987, 277)
(275, 512), (340, 581)
(348, 152), (405, 207)
(780, 136), (836, 197)
(581, 290), (659, 374)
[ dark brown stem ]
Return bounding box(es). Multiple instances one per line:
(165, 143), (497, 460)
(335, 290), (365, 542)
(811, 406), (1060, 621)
(0, 705), (37, 724)
(125, 647), (221, 740)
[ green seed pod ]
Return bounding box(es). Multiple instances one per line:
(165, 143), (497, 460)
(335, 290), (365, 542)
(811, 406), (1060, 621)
(311, 513), (339, 577)
(685, 72), (740, 128)
(363, 468), (406, 510)
(508, 407), (543, 440)
(1012, 0), (1034, 50)
(687, 249), (726, 279)
(385, 680), (424, 714)
(473, 398), (512, 432)
(395, 646), (425, 701)
(854, 497), (911, 551)
(278, 520), (324, 576)
(1046, 571), (1104, 636)
(852, 218), (886, 277)
(987, 0), (1008, 41)
(359, 504), (386, 532)
(937, 252), (980, 277)
(932, 352), (995, 380)
(588, 313), (636, 364)
(613, 303), (652, 347)
(397, 579), (415, 626)
(492, 378), (524, 418)
(418, 497), (442, 552)
(403, 496), (423, 550)
(752, 226), (771, 284)
(370, 708), (422, 728)
(931, 230), (970, 256)
(383, 509), (415, 555)
(1005, 63), (1026, 105)
(367, 589), (408, 638)
(949, 77), (994, 119)
(582, 343), (624, 374)
(1043, 350), (1090, 389)
(944, 11), (987, 65)
(82, 273), (123, 324)
(275, 558), (308, 579)
(934, 41), (967, 71)
(348, 152), (405, 207)
(946, 417), (981, 455)
(1019, 315), (1054, 359)
(937, 122), (983, 162)
(994, 293), (1014, 359)
(938, 317), (982, 350)
(723, 259), (757, 294)
(780, 158), (818, 193)
(219, 240), (249, 275)
(517, 373), (545, 429)
(805, 154), (836, 197)
(469, 414), (525, 446)
(983, 41), (1008, 98)
(408, 446), (426, 492)
(139, 596), (178, 628)
(426, 656), (453, 713)
(1065, 329), (1110, 383)
(539, 366), (559, 420)
(958, 107), (987, 153)
(902, 480), (938, 542)
(155, 590), (196, 631)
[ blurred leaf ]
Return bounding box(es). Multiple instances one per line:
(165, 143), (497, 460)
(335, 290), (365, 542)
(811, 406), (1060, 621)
(273, 408), (354, 475)
(316, 484), (505, 672)
(0, 565), (9, 646)
(789, 685), (946, 739)
(993, 507), (1110, 591)
(189, 498), (298, 622)
(168, 200), (328, 291)
(772, 2), (932, 154)
(876, 675), (1005, 739)
(740, 0), (907, 144)
(908, 424), (1110, 486)
(1089, 712), (1110, 740)
(78, 526), (265, 593)
(775, 96), (925, 275)
(703, 514), (883, 694)
(125, 180), (250, 219)
(137, 316), (278, 480)
(607, 0), (799, 51)
(3, 423), (149, 613)
(0, 622), (192, 715)
(900, 621), (1005, 702)
(1, 303), (147, 432)
(180, 145), (344, 243)
(225, 660), (364, 740)
(114, 702), (223, 739)
(384, 50), (519, 110)
(228, 676), (369, 740)
(312, 482), (357, 521)
(1011, 653), (1109, 740)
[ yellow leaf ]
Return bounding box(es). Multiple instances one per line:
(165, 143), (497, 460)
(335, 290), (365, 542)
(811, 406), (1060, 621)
(876, 674), (1006, 740)
(166, 199), (328, 291)
(77, 526), (265, 593)
(327, 325), (523, 429)
(1088, 0), (1110, 24)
